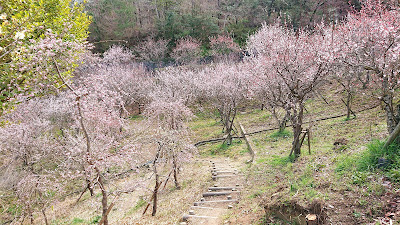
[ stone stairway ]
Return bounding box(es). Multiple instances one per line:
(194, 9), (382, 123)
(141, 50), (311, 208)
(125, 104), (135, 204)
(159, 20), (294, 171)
(180, 159), (244, 225)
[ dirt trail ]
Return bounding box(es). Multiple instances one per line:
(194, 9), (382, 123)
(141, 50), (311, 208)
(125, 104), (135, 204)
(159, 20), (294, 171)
(180, 157), (246, 225)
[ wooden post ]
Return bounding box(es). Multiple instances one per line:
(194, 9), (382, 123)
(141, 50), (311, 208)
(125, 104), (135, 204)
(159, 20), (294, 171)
(305, 214), (317, 225)
(307, 129), (311, 155)
(238, 121), (255, 163)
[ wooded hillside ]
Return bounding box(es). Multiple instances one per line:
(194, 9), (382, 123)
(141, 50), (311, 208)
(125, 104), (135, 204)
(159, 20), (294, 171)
(86, 0), (359, 52)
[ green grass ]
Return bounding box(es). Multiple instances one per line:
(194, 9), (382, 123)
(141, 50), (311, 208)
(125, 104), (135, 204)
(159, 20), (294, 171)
(269, 155), (295, 167)
(90, 215), (102, 224)
(269, 129), (292, 140)
(336, 139), (400, 184)
(201, 139), (244, 156)
(128, 114), (143, 120)
(337, 139), (400, 172)
(71, 218), (85, 224)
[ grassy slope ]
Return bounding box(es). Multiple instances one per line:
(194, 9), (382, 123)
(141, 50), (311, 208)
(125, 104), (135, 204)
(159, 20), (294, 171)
(224, 84), (394, 224)
(188, 83), (397, 224)
(18, 82), (398, 224)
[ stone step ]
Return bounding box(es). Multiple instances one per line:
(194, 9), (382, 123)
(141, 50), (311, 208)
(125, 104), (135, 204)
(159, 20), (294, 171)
(190, 206), (228, 210)
(193, 199), (239, 205)
(211, 170), (237, 173)
(202, 191), (240, 197)
(208, 186), (241, 191)
(182, 215), (218, 221)
(212, 175), (243, 180)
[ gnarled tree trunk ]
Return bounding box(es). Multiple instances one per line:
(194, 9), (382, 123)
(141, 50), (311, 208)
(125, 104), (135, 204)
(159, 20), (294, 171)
(289, 101), (304, 158)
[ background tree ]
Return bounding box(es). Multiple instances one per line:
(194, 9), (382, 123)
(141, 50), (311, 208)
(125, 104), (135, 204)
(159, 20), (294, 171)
(199, 63), (250, 145)
(210, 34), (241, 62)
(76, 45), (152, 116)
(171, 36), (202, 65)
(143, 66), (195, 215)
(134, 37), (169, 63)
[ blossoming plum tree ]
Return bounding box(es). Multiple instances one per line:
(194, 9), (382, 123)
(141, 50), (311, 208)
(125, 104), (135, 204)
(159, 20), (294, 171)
(247, 23), (336, 157)
(199, 63), (250, 145)
(171, 36), (202, 65)
(336, 0), (400, 134)
(144, 67), (195, 215)
(209, 34), (241, 62)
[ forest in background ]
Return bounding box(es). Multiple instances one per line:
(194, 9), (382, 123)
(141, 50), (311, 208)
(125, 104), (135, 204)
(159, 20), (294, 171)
(86, 0), (360, 54)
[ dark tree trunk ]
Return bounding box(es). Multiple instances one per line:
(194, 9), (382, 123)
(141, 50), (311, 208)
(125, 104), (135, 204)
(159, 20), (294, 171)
(42, 209), (49, 225)
(87, 179), (94, 196)
(345, 89), (352, 119)
(279, 119), (287, 133)
(172, 154), (180, 189)
(98, 173), (108, 225)
(384, 93), (396, 134)
(279, 113), (289, 133)
(138, 103), (142, 115)
(152, 173), (160, 216)
(382, 75), (397, 134)
(152, 144), (162, 216)
(289, 101), (304, 158)
(29, 207), (33, 225)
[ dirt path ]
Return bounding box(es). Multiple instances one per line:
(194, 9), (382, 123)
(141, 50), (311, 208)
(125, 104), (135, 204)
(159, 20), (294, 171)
(180, 158), (246, 225)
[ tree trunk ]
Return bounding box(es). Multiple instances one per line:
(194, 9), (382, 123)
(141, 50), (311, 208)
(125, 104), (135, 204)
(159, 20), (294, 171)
(42, 209), (49, 225)
(279, 120), (287, 133)
(382, 75), (397, 134)
(152, 144), (162, 216)
(289, 102), (304, 158)
(346, 92), (351, 119)
(87, 179), (94, 196)
(291, 124), (303, 157)
(172, 154), (180, 189)
(384, 93), (396, 134)
(98, 173), (108, 225)
(152, 171), (160, 216)
(28, 207), (33, 225)
(279, 113), (289, 133)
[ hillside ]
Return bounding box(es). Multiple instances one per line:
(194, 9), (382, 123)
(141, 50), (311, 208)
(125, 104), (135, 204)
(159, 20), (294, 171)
(9, 82), (397, 225)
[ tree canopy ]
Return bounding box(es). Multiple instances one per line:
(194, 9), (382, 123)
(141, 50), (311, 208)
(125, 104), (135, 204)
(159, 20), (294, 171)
(0, 0), (91, 114)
